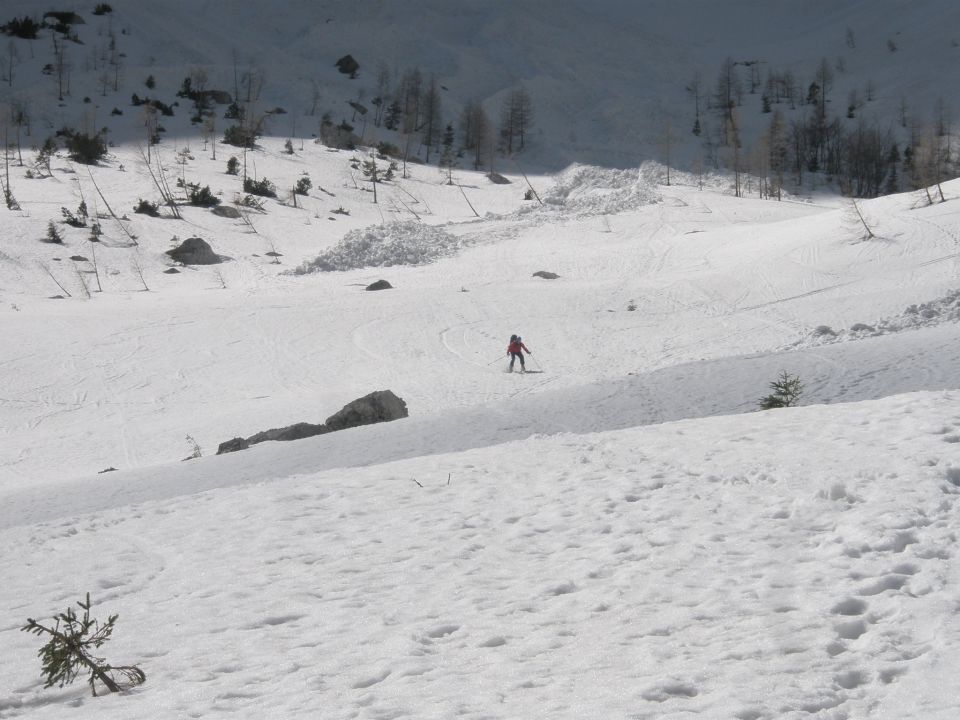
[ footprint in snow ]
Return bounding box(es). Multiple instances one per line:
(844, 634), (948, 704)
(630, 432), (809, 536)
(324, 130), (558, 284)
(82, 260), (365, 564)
(351, 668), (391, 689)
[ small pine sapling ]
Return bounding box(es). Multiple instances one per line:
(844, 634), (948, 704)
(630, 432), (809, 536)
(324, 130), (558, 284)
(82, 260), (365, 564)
(21, 593), (145, 696)
(185, 183), (220, 207)
(45, 221), (64, 244)
(294, 174), (312, 195)
(226, 156), (239, 175)
(759, 371), (804, 409)
(61, 205), (87, 228)
(133, 198), (161, 216)
(243, 176), (277, 198)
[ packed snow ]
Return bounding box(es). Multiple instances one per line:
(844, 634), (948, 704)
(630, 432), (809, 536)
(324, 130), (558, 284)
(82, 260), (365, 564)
(1, 2), (960, 719)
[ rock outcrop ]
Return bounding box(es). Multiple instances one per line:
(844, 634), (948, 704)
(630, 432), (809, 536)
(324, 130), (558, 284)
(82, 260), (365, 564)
(216, 390), (408, 455)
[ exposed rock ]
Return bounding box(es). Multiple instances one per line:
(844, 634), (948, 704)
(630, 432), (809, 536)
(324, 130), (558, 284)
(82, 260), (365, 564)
(532, 270), (560, 279)
(207, 89), (233, 105)
(166, 237), (221, 265)
(163, 268), (180, 274)
(246, 422), (326, 445)
(335, 54), (360, 77)
(216, 437), (250, 454)
(814, 325), (836, 336)
(216, 390), (408, 454)
(324, 390), (408, 432)
(487, 172), (511, 184)
(212, 205), (242, 219)
(365, 279), (393, 291)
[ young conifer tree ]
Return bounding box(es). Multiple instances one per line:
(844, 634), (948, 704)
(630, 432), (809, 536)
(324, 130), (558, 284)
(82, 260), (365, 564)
(21, 593), (145, 696)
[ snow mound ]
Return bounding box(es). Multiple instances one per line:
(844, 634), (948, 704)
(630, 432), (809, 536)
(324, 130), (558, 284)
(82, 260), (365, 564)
(523, 162), (661, 217)
(797, 289), (960, 346)
(293, 221), (464, 273)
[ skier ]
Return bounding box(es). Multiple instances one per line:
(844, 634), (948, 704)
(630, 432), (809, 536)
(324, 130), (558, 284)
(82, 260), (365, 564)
(506, 334), (531, 372)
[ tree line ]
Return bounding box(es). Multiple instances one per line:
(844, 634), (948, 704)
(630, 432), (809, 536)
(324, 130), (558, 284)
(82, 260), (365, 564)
(688, 52), (955, 201)
(344, 62), (534, 173)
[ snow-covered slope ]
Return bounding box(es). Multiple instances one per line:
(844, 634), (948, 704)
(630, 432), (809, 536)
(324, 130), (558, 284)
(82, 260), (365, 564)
(3, 392), (960, 719)
(2, 3), (960, 719)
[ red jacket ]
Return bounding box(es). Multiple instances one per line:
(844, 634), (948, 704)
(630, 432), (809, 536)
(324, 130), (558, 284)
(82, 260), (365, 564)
(507, 339), (530, 354)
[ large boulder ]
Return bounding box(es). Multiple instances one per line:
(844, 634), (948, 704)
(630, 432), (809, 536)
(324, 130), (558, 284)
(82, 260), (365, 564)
(365, 279), (392, 291)
(324, 390), (408, 432)
(212, 205), (242, 219)
(216, 390), (408, 454)
(335, 54), (360, 77)
(167, 237), (221, 265)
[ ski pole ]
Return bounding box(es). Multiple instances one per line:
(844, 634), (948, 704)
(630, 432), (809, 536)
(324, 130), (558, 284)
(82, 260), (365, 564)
(486, 355), (507, 366)
(530, 354), (543, 371)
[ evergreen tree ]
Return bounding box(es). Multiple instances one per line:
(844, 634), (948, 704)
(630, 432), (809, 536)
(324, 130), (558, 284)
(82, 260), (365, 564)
(439, 123), (457, 184)
(759, 371), (804, 409)
(21, 593), (145, 696)
(384, 100), (402, 131)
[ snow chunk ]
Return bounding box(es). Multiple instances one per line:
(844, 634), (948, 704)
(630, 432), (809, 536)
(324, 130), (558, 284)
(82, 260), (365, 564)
(293, 221), (464, 273)
(794, 288), (960, 347)
(522, 162), (660, 218)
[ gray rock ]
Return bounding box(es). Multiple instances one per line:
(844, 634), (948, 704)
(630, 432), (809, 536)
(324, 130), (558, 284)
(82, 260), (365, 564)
(246, 422), (327, 445)
(532, 270), (560, 280)
(166, 237), (222, 265)
(212, 205), (242, 219)
(216, 390), (408, 454)
(216, 437), (250, 454)
(324, 390), (408, 432)
(814, 325), (836, 336)
(366, 279), (393, 291)
(335, 54), (360, 76)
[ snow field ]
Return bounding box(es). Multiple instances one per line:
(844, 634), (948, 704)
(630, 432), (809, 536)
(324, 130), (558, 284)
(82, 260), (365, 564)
(1, 392), (958, 719)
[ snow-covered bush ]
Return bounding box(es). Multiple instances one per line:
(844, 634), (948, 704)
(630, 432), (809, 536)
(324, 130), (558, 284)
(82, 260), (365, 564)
(294, 221), (464, 273)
